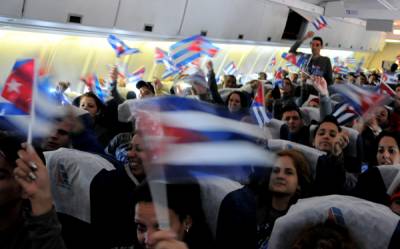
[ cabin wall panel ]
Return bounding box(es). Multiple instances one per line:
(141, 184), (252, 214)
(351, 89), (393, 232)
(0, 0), (24, 18)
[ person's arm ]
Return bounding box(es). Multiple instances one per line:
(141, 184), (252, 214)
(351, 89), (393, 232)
(206, 61), (224, 105)
(312, 76), (332, 119)
(289, 31), (315, 54)
(109, 66), (125, 105)
(14, 144), (67, 249)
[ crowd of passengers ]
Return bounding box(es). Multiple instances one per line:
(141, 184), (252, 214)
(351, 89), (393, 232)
(2, 31), (400, 249)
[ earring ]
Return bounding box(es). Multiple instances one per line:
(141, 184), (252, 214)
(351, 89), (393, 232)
(185, 225), (191, 233)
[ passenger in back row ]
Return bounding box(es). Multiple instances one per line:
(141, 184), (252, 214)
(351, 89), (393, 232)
(280, 76), (332, 147)
(289, 31), (333, 85)
(311, 115), (361, 195)
(216, 149), (312, 249)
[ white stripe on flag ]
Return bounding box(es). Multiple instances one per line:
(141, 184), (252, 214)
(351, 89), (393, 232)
(258, 106), (270, 124)
(253, 107), (264, 128)
(152, 141), (275, 166)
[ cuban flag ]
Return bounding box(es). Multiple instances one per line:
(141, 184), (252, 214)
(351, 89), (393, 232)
(82, 74), (106, 103)
(0, 59), (66, 138)
(281, 52), (311, 70)
(382, 73), (398, 85)
(274, 67), (284, 88)
(118, 96), (274, 181)
(127, 67), (145, 84)
(107, 34), (140, 58)
(223, 61), (238, 75)
(1, 59), (34, 114)
(251, 81), (271, 127)
(312, 15), (328, 31)
(333, 66), (349, 75)
(170, 35), (219, 68)
(332, 102), (359, 126)
(378, 82), (396, 97)
(154, 47), (180, 79)
(332, 83), (389, 116)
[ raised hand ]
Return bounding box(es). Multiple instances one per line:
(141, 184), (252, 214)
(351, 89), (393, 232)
(109, 65), (119, 82)
(14, 144), (53, 216)
(305, 31), (315, 39)
(312, 76), (329, 96)
(333, 130), (350, 156)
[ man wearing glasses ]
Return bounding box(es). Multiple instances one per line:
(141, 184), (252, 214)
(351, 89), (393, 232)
(289, 31), (333, 86)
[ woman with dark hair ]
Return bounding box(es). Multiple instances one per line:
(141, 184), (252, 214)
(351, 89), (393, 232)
(225, 91), (250, 114)
(374, 131), (400, 166)
(133, 182), (214, 249)
(216, 149), (312, 249)
(354, 132), (400, 205)
(73, 92), (114, 147)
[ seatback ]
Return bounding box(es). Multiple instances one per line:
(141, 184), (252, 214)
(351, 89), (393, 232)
(45, 148), (115, 223)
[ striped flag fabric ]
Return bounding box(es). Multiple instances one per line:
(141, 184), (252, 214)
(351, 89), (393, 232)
(251, 81), (271, 127)
(312, 15), (328, 31)
(107, 34), (140, 57)
(333, 66), (349, 75)
(332, 83), (389, 116)
(223, 61), (238, 75)
(382, 73), (398, 85)
(281, 52), (311, 70)
(332, 102), (359, 126)
(154, 47), (181, 79)
(0, 59), (66, 137)
(170, 35), (220, 68)
(82, 74), (106, 103)
(127, 66), (145, 84)
(378, 82), (396, 97)
(118, 96), (274, 179)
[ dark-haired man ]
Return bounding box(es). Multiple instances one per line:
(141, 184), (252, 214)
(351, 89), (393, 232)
(289, 31), (333, 86)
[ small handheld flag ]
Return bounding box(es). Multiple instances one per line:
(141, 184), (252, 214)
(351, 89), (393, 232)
(223, 61), (238, 75)
(251, 81), (271, 127)
(312, 15), (328, 31)
(281, 52), (311, 70)
(170, 35), (220, 68)
(1, 59), (34, 114)
(127, 67), (146, 84)
(107, 34), (140, 57)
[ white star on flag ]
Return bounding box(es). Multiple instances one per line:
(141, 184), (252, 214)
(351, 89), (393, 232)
(8, 80), (22, 93)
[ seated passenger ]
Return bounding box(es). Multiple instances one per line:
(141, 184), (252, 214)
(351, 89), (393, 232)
(354, 132), (400, 205)
(90, 133), (147, 248)
(133, 182), (214, 249)
(311, 115), (361, 195)
(216, 149), (311, 249)
(280, 105), (311, 146)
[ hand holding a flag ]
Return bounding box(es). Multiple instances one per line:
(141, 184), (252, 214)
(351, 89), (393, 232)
(14, 143), (53, 216)
(311, 76), (329, 96)
(332, 130), (350, 156)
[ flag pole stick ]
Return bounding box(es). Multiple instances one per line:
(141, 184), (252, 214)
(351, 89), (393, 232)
(27, 59), (38, 145)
